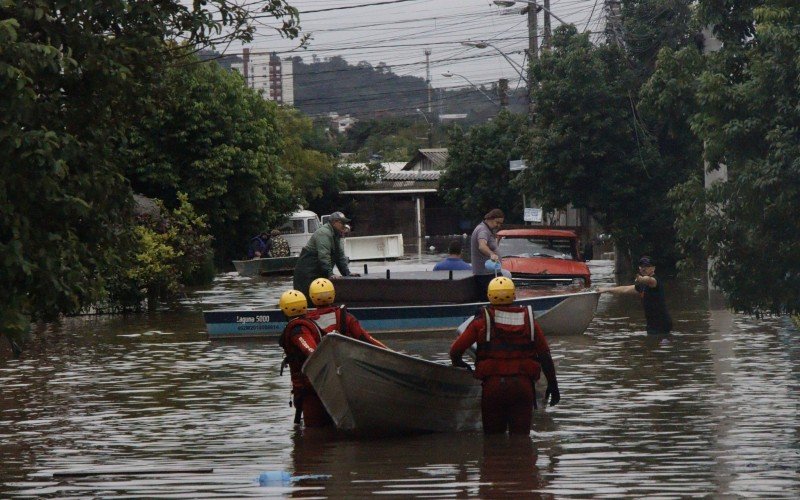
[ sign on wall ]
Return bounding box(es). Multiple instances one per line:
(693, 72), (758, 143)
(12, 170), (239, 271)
(524, 207), (542, 223)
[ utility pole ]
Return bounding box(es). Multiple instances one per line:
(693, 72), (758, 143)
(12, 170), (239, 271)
(527, 3), (538, 118)
(604, 1), (623, 47)
(543, 0), (552, 50)
(424, 49), (432, 114)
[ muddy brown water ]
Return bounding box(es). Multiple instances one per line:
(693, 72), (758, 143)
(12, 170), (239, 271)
(1, 258), (798, 497)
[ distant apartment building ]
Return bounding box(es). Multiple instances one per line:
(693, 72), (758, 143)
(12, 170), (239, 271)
(230, 49), (294, 105)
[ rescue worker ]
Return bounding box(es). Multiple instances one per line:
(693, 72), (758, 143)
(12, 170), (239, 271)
(450, 277), (560, 434)
(278, 289), (333, 428)
(305, 278), (388, 349)
(278, 282), (388, 427)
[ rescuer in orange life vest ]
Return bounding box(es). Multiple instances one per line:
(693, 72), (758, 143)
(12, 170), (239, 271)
(278, 280), (387, 427)
(450, 276), (560, 434)
(304, 278), (388, 349)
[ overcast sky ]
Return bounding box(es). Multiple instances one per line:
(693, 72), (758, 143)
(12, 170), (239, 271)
(225, 0), (604, 92)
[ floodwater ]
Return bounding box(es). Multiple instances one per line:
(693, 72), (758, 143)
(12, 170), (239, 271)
(1, 258), (799, 498)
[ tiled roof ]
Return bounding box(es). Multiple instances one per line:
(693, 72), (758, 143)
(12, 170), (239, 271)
(383, 171), (440, 181)
(403, 148), (449, 171)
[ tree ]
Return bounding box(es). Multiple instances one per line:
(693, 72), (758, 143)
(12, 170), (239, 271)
(671, 0), (800, 315)
(276, 106), (337, 207)
(341, 117), (434, 161)
(307, 163), (382, 218)
(0, 0), (300, 347)
(126, 58), (299, 263)
(105, 194), (214, 312)
(619, 0), (696, 77)
(439, 111), (527, 223)
(517, 27), (666, 263)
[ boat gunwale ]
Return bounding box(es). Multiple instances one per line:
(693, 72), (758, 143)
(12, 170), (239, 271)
(203, 290), (599, 314)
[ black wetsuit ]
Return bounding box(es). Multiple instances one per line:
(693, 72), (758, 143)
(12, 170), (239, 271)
(635, 278), (673, 334)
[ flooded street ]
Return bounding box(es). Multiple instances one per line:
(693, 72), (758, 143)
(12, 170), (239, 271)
(1, 258), (799, 497)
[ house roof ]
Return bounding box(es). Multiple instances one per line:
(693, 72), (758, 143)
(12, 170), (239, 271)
(403, 148), (449, 171)
(339, 151), (446, 195)
(340, 170), (441, 194)
(385, 171), (440, 181)
(340, 162), (407, 173)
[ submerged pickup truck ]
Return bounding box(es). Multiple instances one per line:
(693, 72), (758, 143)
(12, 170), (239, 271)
(496, 228), (591, 287)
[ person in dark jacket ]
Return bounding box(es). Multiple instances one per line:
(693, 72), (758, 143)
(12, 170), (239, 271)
(599, 255), (673, 334)
(247, 232), (271, 259)
(292, 211), (357, 297)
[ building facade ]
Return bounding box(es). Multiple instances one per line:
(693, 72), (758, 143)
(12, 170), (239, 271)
(340, 150), (462, 251)
(230, 49), (294, 105)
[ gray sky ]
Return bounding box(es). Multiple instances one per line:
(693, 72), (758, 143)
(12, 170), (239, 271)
(226, 0), (604, 93)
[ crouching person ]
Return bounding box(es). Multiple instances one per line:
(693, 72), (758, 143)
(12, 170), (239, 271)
(278, 289), (333, 428)
(450, 277), (560, 434)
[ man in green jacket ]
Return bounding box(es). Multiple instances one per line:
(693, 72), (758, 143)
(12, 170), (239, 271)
(292, 211), (357, 297)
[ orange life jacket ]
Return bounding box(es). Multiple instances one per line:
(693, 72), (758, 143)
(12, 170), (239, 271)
(279, 316), (326, 388)
(305, 305), (349, 336)
(474, 305), (542, 380)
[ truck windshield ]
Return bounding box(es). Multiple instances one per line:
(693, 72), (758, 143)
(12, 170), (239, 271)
(499, 237), (576, 260)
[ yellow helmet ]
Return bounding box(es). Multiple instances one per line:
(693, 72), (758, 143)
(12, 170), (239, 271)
(309, 278), (335, 306)
(487, 277), (515, 305)
(279, 290), (307, 317)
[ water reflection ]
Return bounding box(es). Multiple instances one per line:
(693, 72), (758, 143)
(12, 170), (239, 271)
(1, 259), (799, 497)
(288, 429), (544, 497)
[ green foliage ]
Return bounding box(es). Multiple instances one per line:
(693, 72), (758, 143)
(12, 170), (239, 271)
(620, 0), (696, 77)
(125, 57), (299, 263)
(439, 111), (528, 223)
(0, 0), (300, 336)
(517, 27), (662, 260)
(307, 164), (381, 218)
(697, 0), (764, 45)
(341, 117), (436, 160)
(672, 0), (800, 314)
(276, 107), (337, 206)
(105, 194), (214, 311)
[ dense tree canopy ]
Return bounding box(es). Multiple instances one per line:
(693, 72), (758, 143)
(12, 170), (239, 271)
(439, 111), (527, 223)
(1, 0), (299, 339)
(276, 106), (337, 207)
(671, 0), (800, 314)
(126, 58), (299, 262)
(516, 27), (668, 263)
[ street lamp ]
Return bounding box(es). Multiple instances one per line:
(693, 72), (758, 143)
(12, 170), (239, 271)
(460, 40), (528, 84)
(493, 0), (568, 25)
(415, 108), (430, 126)
(415, 108), (433, 147)
(441, 72), (500, 107)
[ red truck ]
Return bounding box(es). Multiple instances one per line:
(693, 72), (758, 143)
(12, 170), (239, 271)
(496, 228), (591, 287)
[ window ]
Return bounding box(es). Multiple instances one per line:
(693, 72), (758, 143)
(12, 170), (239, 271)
(280, 218), (306, 234)
(498, 237), (577, 260)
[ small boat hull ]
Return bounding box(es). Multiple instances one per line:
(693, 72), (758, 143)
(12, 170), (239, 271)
(232, 256), (298, 277)
(203, 290), (599, 339)
(302, 333), (482, 433)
